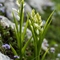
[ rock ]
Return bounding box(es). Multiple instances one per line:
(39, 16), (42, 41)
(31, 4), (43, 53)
(0, 0), (5, 3)
(0, 16), (32, 39)
(27, 0), (54, 14)
(4, 0), (53, 20)
(0, 7), (5, 13)
(0, 16), (15, 29)
(0, 52), (13, 60)
(4, 0), (18, 20)
(0, 3), (6, 16)
(24, 2), (32, 16)
(4, 0), (32, 21)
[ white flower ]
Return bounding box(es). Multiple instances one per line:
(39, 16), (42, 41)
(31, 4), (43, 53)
(42, 43), (48, 51)
(14, 55), (20, 59)
(50, 47), (55, 53)
(58, 53), (60, 57)
(42, 39), (49, 51)
(43, 39), (48, 43)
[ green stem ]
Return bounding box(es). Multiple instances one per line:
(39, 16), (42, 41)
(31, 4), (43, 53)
(19, 0), (24, 59)
(34, 43), (37, 60)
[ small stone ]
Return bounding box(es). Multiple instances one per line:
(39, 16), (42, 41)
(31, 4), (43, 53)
(0, 52), (13, 60)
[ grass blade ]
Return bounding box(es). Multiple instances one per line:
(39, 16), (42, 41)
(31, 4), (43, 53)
(10, 44), (18, 55)
(22, 36), (32, 55)
(22, 20), (28, 42)
(41, 49), (49, 60)
(37, 11), (54, 55)
(12, 11), (20, 48)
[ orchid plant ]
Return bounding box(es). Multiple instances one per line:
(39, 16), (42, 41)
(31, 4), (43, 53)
(5, 0), (54, 60)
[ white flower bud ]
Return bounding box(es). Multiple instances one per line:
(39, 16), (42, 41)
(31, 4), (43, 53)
(29, 20), (31, 24)
(34, 23), (39, 28)
(31, 25), (33, 29)
(36, 29), (39, 35)
(12, 8), (17, 12)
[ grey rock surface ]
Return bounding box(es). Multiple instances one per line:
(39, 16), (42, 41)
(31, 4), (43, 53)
(4, 0), (18, 20)
(26, 0), (54, 14)
(0, 16), (32, 39)
(4, 0), (32, 20)
(0, 52), (13, 60)
(3, 0), (53, 20)
(0, 0), (5, 3)
(0, 16), (15, 29)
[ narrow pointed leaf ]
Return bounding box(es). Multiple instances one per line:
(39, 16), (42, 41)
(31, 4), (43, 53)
(42, 11), (55, 40)
(12, 12), (19, 32)
(38, 11), (54, 55)
(12, 12), (20, 48)
(22, 20), (28, 42)
(22, 36), (32, 55)
(10, 44), (18, 55)
(41, 49), (49, 60)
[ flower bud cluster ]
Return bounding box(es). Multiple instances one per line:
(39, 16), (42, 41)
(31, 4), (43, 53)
(28, 9), (43, 35)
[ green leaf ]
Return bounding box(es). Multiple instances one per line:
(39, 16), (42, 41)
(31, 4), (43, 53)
(42, 10), (55, 38)
(41, 49), (49, 60)
(22, 19), (28, 43)
(12, 12), (19, 32)
(38, 10), (55, 55)
(10, 44), (18, 55)
(19, 0), (24, 34)
(14, 28), (20, 49)
(12, 11), (20, 48)
(22, 36), (32, 55)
